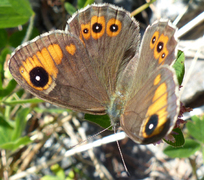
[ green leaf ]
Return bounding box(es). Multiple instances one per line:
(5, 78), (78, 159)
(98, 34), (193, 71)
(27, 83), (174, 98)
(64, 2), (77, 15)
(4, 98), (44, 106)
(0, 115), (14, 144)
(12, 108), (30, 140)
(201, 147), (204, 162)
(34, 107), (71, 114)
(173, 50), (185, 85)
(83, 0), (95, 7)
(0, 0), (16, 15)
(77, 0), (86, 9)
(0, 47), (11, 62)
(41, 176), (61, 180)
(8, 28), (27, 47)
(0, 79), (17, 97)
(0, 136), (31, 150)
(8, 0), (34, 16)
(202, 147), (204, 163)
(84, 114), (111, 129)
(77, 0), (95, 8)
(0, 0), (10, 6)
(51, 164), (65, 180)
(163, 128), (185, 147)
(186, 115), (204, 143)
(0, 113), (31, 151)
(0, 0), (34, 28)
(9, 26), (39, 47)
(0, 48), (11, 89)
(66, 170), (75, 180)
(163, 139), (201, 158)
(0, 15), (31, 28)
(0, 29), (8, 48)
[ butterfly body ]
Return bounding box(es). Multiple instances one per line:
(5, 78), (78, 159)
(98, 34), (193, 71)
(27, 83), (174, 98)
(9, 4), (179, 144)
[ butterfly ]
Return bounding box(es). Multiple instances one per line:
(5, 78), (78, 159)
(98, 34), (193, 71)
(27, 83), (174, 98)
(9, 4), (179, 144)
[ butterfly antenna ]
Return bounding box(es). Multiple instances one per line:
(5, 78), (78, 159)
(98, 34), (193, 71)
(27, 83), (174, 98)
(70, 124), (113, 149)
(70, 122), (130, 176)
(114, 126), (130, 177)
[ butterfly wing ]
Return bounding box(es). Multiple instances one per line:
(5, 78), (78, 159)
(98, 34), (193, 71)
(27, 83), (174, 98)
(9, 31), (109, 114)
(66, 4), (140, 97)
(139, 20), (177, 67)
(116, 20), (178, 99)
(9, 4), (140, 115)
(117, 21), (179, 144)
(120, 66), (179, 144)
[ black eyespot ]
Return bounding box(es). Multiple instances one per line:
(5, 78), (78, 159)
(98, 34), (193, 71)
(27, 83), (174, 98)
(145, 114), (158, 135)
(92, 23), (102, 33)
(29, 67), (49, 88)
(83, 28), (89, 34)
(110, 24), (118, 32)
(152, 36), (156, 44)
(157, 42), (164, 53)
(162, 53), (165, 58)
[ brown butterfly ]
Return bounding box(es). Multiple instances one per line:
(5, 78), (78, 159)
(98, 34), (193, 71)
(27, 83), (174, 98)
(9, 4), (179, 144)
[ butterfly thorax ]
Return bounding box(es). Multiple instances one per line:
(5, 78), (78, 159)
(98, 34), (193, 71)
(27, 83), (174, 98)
(107, 91), (126, 128)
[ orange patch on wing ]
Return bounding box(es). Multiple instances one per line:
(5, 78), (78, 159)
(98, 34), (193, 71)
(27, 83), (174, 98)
(150, 31), (159, 49)
(153, 34), (169, 64)
(47, 44), (63, 65)
(154, 74), (161, 85)
(66, 44), (76, 55)
(19, 44), (63, 90)
(106, 18), (122, 37)
(142, 83), (168, 138)
(81, 23), (91, 40)
(91, 16), (105, 39)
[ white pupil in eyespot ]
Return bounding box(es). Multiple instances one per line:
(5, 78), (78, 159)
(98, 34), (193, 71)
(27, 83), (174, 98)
(35, 76), (40, 81)
(149, 123), (154, 130)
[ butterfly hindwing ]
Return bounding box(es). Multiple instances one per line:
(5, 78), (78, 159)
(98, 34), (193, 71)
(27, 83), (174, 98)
(120, 65), (179, 144)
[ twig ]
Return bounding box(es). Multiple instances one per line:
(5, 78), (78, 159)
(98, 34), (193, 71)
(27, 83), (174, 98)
(176, 12), (204, 39)
(9, 132), (126, 180)
(22, 14), (35, 44)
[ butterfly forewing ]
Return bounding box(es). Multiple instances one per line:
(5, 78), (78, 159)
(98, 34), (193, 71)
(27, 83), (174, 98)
(9, 31), (108, 114)
(66, 4), (140, 97)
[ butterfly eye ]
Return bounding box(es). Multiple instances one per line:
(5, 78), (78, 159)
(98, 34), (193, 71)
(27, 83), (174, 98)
(30, 67), (49, 88)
